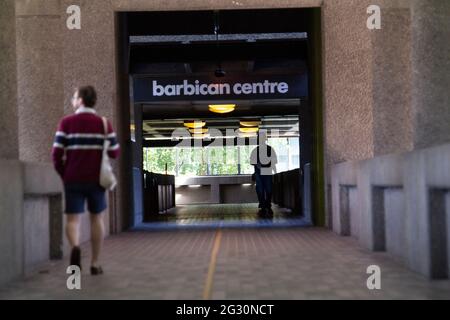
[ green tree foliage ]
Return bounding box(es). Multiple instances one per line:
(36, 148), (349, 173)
(142, 138), (298, 177)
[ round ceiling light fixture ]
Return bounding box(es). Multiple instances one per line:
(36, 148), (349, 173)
(240, 120), (261, 127)
(239, 126), (259, 133)
(184, 120), (206, 129)
(209, 104), (236, 114)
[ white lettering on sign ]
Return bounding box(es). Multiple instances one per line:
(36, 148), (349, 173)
(152, 80), (289, 97)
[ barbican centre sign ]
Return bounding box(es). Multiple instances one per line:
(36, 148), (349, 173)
(132, 74), (308, 102)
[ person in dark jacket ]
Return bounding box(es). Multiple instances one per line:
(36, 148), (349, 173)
(250, 131), (277, 217)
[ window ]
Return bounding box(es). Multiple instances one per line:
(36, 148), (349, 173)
(143, 137), (300, 176)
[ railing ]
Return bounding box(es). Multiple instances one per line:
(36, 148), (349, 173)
(273, 168), (301, 213)
(143, 171), (175, 221)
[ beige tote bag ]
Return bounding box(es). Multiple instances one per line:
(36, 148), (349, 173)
(100, 117), (117, 190)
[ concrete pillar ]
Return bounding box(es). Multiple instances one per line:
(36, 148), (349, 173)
(61, 0), (116, 119)
(0, 160), (24, 286)
(323, 0), (375, 167)
(0, 0), (19, 160)
(411, 0), (450, 149)
(15, 0), (64, 162)
(324, 0), (416, 166)
(371, 4), (413, 155)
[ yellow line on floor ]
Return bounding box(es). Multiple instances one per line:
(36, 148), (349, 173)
(203, 229), (222, 300)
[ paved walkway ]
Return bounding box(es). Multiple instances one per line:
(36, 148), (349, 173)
(136, 204), (309, 230)
(1, 228), (449, 299)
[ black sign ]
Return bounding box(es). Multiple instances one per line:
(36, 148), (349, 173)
(132, 74), (308, 102)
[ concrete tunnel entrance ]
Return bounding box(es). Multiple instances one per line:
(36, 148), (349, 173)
(115, 8), (325, 230)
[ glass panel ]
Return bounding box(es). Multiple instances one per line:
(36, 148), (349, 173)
(143, 136), (300, 177)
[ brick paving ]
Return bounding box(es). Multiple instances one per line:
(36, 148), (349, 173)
(0, 227), (449, 300)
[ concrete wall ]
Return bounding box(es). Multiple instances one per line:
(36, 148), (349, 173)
(176, 186), (212, 205)
(411, 0), (450, 149)
(15, 0), (64, 163)
(21, 162), (64, 275)
(323, 0), (416, 168)
(0, 159), (110, 285)
(0, 0), (19, 159)
(0, 160), (64, 285)
(23, 196), (50, 274)
(176, 175), (258, 204)
(331, 143), (450, 279)
(0, 161), (24, 286)
(221, 184), (259, 204)
(1, 0), (449, 284)
(322, 0), (375, 166)
(4, 0), (428, 232)
(371, 6), (413, 155)
(384, 189), (407, 264)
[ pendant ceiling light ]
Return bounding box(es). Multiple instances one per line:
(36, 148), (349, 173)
(239, 126), (259, 133)
(184, 120), (206, 129)
(209, 104), (236, 114)
(240, 120), (261, 127)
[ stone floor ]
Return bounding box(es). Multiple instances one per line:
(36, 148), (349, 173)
(136, 203), (309, 230)
(0, 228), (449, 300)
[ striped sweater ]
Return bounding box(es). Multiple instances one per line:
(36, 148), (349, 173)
(52, 106), (120, 184)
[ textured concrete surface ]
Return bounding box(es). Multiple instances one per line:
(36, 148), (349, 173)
(176, 185), (212, 204)
(372, 7), (413, 155)
(7, 0), (421, 164)
(0, 162), (60, 285)
(22, 162), (62, 195)
(15, 7), (63, 163)
(1, 228), (450, 300)
(331, 143), (450, 279)
(6, 0), (446, 233)
(323, 0), (421, 167)
(0, 160), (24, 286)
(323, 0), (375, 166)
(111, 0), (322, 11)
(15, 0), (60, 16)
(0, 0), (19, 159)
(176, 175), (257, 204)
(60, 0), (116, 120)
(384, 189), (407, 264)
(2, 0), (450, 290)
(0, 160), (105, 285)
(411, 0), (450, 149)
(23, 196), (50, 274)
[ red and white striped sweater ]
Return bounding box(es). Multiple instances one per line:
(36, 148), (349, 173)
(52, 106), (120, 184)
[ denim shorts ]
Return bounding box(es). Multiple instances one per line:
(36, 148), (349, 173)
(64, 183), (106, 214)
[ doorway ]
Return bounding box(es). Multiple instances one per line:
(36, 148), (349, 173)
(115, 8), (325, 230)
